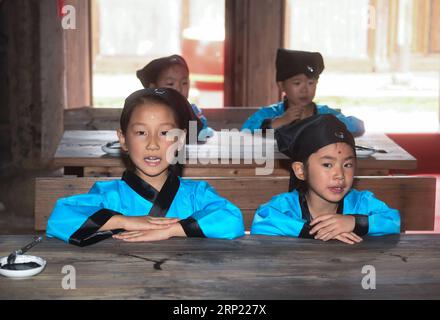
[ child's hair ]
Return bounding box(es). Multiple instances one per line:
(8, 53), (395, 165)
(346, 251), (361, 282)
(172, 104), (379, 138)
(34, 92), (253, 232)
(120, 88), (185, 134)
(120, 88), (202, 145)
(136, 54), (189, 89)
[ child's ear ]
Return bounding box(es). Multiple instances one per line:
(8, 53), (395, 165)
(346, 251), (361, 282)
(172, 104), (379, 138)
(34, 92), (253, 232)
(116, 129), (129, 152)
(276, 81), (285, 93)
(291, 162), (306, 181)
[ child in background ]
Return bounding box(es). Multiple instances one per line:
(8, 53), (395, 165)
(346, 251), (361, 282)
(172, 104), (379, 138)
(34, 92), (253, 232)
(137, 54), (214, 140)
(251, 114), (399, 244)
(47, 88), (244, 246)
(241, 49), (365, 137)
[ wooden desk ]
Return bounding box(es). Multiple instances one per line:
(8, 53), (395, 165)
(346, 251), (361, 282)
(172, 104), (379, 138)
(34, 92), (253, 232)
(53, 130), (417, 177)
(1, 234), (439, 299)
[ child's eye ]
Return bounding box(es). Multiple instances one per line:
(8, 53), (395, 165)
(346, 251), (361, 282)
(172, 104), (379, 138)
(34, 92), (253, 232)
(322, 163), (332, 168)
(166, 83), (175, 87)
(344, 162), (354, 168)
(159, 130), (169, 136)
(135, 131), (146, 136)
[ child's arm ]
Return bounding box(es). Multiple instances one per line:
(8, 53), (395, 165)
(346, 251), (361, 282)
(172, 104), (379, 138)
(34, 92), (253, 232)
(241, 107), (282, 132)
(113, 223), (186, 242)
(318, 105), (365, 137)
(251, 194), (306, 237)
(309, 191), (400, 238)
(100, 215), (179, 232)
(178, 181), (245, 239)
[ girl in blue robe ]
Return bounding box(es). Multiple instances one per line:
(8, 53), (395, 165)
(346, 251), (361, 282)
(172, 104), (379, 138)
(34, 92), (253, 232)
(136, 54), (214, 141)
(241, 49), (364, 137)
(46, 88), (244, 246)
(251, 114), (400, 244)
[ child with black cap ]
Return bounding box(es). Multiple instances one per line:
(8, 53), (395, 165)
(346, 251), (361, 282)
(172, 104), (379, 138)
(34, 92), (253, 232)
(137, 54), (214, 140)
(241, 49), (365, 137)
(251, 114), (399, 244)
(47, 88), (244, 246)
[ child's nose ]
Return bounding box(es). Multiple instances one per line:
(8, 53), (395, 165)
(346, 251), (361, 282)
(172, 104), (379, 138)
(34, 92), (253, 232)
(146, 135), (160, 150)
(333, 167), (345, 180)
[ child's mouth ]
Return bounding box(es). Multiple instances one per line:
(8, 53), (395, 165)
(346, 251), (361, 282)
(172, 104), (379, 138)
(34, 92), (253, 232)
(328, 186), (345, 194)
(144, 156), (161, 167)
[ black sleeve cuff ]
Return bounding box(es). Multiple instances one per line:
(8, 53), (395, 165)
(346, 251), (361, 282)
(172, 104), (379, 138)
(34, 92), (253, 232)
(179, 217), (206, 238)
(261, 119), (273, 130)
(69, 209), (124, 247)
(298, 223), (314, 239)
(351, 214), (369, 236)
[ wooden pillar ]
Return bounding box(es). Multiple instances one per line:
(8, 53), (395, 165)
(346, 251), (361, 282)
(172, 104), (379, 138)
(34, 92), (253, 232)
(368, 0), (391, 71)
(431, 0), (440, 53)
(224, 0), (285, 107)
(64, 0), (92, 109)
(6, 0), (65, 168)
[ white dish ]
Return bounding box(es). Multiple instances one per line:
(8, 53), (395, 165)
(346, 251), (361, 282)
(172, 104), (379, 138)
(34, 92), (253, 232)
(0, 255), (46, 278)
(102, 141), (122, 156)
(356, 149), (375, 158)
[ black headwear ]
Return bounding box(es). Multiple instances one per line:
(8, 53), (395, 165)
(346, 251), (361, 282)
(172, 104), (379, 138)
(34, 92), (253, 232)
(121, 88), (203, 144)
(276, 49), (325, 82)
(275, 114), (356, 191)
(136, 54), (189, 88)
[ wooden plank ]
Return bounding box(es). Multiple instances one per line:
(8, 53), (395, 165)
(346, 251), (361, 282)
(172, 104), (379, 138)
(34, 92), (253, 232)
(53, 130), (417, 174)
(1, 234), (440, 299)
(64, 107), (260, 131)
(35, 176), (436, 232)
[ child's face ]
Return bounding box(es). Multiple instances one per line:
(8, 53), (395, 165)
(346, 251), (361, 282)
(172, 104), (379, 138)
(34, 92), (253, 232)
(152, 65), (190, 99)
(117, 103), (185, 183)
(278, 74), (317, 107)
(293, 142), (355, 204)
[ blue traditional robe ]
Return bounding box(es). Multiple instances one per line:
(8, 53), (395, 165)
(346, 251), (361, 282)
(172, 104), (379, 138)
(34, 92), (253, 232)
(241, 101), (365, 137)
(251, 189), (400, 237)
(47, 171), (245, 246)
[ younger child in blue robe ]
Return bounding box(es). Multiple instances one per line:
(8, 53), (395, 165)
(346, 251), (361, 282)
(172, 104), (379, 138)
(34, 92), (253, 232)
(46, 88), (244, 246)
(241, 49), (365, 137)
(251, 114), (400, 244)
(137, 54), (214, 141)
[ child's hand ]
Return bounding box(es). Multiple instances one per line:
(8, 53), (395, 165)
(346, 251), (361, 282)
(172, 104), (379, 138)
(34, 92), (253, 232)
(121, 216), (180, 232)
(309, 214), (355, 241)
(283, 105), (303, 123)
(334, 232), (363, 245)
(113, 223), (185, 242)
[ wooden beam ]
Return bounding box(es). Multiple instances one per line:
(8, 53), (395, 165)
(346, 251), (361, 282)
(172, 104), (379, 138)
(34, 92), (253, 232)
(225, 0), (284, 107)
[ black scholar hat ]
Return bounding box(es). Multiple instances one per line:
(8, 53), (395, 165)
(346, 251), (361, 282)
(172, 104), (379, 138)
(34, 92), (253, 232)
(275, 114), (355, 162)
(276, 49), (325, 81)
(136, 54), (189, 88)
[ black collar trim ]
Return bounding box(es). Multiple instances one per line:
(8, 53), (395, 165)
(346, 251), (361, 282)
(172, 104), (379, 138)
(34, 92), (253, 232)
(122, 170), (180, 217)
(299, 191), (344, 223)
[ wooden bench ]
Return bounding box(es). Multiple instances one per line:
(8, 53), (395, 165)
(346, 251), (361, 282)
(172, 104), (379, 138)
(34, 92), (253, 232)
(64, 107), (261, 131)
(35, 176), (436, 232)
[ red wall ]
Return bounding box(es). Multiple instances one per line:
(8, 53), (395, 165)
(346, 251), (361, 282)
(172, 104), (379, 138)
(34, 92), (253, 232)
(387, 133), (440, 174)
